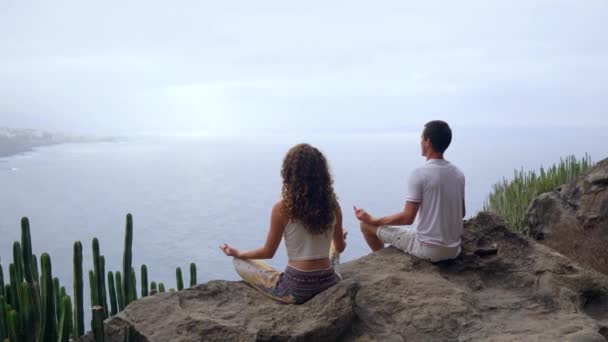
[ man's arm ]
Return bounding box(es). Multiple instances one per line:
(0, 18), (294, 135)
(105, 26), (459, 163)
(355, 201), (420, 226)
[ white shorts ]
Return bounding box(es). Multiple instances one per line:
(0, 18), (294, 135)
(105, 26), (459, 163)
(377, 226), (461, 262)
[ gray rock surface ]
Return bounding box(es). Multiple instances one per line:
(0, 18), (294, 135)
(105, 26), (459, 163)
(527, 158), (608, 275)
(79, 213), (608, 341)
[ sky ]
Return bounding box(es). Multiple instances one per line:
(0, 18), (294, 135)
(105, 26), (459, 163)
(0, 1), (607, 136)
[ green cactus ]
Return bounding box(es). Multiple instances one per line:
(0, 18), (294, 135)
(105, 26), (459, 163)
(7, 309), (18, 342)
(92, 239), (102, 307)
(0, 295), (8, 342)
(0, 264), (4, 299)
(169, 288), (175, 292)
(21, 217), (34, 284)
(123, 325), (135, 342)
(13, 242), (23, 284)
(8, 264), (19, 312)
(53, 277), (61, 323)
(108, 272), (118, 316)
(57, 296), (72, 342)
(32, 254), (39, 284)
(91, 305), (105, 342)
(190, 263), (197, 287)
(176, 267), (184, 291)
(100, 255), (108, 319)
(20, 282), (34, 342)
(73, 241), (84, 338)
(129, 267), (137, 301)
(89, 271), (98, 311)
(123, 214), (134, 306)
(140, 265), (148, 297)
(115, 272), (125, 312)
(39, 253), (57, 342)
(150, 281), (157, 293)
(158, 283), (165, 293)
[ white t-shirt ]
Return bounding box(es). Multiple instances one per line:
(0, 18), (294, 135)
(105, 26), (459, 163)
(406, 159), (465, 248)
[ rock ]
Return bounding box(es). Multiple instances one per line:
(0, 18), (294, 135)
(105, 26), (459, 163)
(79, 213), (608, 342)
(527, 158), (608, 276)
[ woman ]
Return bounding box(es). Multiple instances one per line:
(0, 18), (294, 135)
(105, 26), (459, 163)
(221, 143), (347, 304)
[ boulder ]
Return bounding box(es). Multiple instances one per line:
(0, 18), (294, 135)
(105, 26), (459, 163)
(527, 158), (608, 275)
(79, 213), (608, 341)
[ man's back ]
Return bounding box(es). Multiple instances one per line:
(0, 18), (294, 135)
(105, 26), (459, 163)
(408, 159), (464, 248)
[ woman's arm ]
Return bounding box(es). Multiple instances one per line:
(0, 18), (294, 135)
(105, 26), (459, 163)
(221, 201), (287, 259)
(332, 204), (347, 253)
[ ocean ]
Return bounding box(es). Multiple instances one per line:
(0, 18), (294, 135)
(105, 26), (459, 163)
(1, 125), (607, 297)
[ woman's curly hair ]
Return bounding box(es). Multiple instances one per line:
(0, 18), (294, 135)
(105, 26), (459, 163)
(281, 143), (337, 234)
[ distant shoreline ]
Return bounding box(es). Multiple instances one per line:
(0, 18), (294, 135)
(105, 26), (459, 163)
(0, 127), (121, 159)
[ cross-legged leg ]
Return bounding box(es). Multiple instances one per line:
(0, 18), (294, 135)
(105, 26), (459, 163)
(360, 222), (385, 251)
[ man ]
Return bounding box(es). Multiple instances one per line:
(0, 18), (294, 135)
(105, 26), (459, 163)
(354, 120), (465, 262)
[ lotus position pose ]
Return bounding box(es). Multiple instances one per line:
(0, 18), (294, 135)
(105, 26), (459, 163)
(221, 143), (347, 304)
(355, 120), (465, 262)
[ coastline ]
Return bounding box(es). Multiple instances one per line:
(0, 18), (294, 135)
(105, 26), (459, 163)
(0, 127), (121, 159)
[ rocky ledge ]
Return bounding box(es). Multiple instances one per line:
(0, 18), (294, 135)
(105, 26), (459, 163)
(79, 212), (608, 342)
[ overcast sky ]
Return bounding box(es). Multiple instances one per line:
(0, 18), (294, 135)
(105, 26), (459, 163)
(1, 1), (607, 135)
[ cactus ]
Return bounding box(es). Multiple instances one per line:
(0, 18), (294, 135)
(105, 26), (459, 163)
(115, 272), (124, 312)
(0, 264), (4, 298)
(8, 264), (19, 312)
(53, 277), (61, 322)
(123, 325), (135, 342)
(92, 305), (105, 342)
(73, 241), (84, 338)
(89, 270), (98, 311)
(0, 295), (8, 342)
(158, 283), (165, 293)
(176, 267), (184, 291)
(39, 253), (57, 342)
(108, 272), (118, 316)
(140, 265), (148, 297)
(57, 296), (72, 342)
(129, 267), (137, 301)
(100, 255), (109, 319)
(92, 239), (102, 307)
(7, 309), (18, 342)
(123, 214), (134, 306)
(13, 242), (23, 283)
(21, 217), (34, 284)
(20, 282), (34, 342)
(190, 263), (197, 287)
(150, 281), (157, 295)
(32, 254), (39, 284)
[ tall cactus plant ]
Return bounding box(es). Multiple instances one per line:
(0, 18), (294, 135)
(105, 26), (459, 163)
(21, 217), (34, 284)
(53, 277), (62, 322)
(73, 241), (84, 338)
(58, 296), (72, 342)
(100, 255), (109, 319)
(108, 272), (118, 316)
(123, 214), (134, 306)
(0, 263), (4, 298)
(21, 281), (35, 342)
(176, 267), (184, 291)
(140, 265), (148, 297)
(7, 309), (18, 342)
(13, 242), (23, 283)
(190, 263), (197, 287)
(92, 306), (105, 342)
(0, 295), (8, 342)
(8, 263), (19, 312)
(39, 253), (57, 342)
(115, 272), (124, 312)
(129, 267), (137, 301)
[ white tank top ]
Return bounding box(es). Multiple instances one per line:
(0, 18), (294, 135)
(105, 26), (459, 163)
(283, 220), (333, 261)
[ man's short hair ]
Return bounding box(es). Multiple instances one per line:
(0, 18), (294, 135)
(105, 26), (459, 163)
(423, 120), (452, 153)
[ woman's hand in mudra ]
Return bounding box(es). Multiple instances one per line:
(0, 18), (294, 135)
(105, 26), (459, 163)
(220, 243), (241, 258)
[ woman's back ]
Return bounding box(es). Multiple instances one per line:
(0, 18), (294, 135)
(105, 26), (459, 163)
(284, 220), (334, 261)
